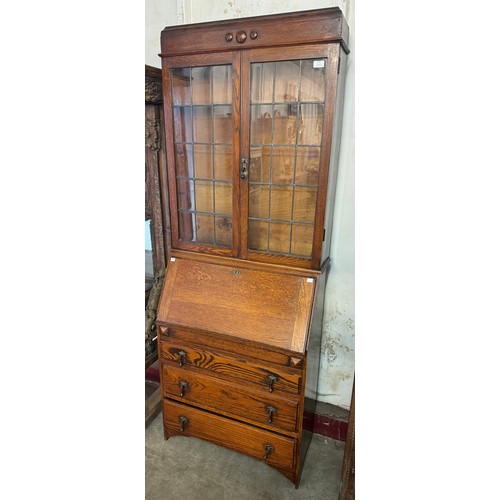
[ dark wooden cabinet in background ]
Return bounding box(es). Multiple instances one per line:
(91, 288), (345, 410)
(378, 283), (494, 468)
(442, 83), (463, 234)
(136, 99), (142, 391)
(145, 64), (169, 425)
(145, 65), (168, 280)
(339, 379), (355, 500)
(156, 7), (350, 488)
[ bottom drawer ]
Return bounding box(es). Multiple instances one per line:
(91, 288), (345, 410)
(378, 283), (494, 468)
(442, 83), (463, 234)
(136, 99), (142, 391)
(163, 399), (296, 472)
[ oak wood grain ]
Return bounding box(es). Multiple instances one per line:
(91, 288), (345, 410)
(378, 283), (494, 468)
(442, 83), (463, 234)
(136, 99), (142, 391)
(158, 325), (299, 366)
(310, 43), (341, 269)
(156, 7), (350, 489)
(169, 249), (323, 277)
(162, 364), (299, 433)
(160, 322), (306, 365)
(160, 7), (349, 57)
(163, 399), (297, 473)
(157, 258), (315, 354)
(159, 341), (301, 395)
(232, 51), (242, 256)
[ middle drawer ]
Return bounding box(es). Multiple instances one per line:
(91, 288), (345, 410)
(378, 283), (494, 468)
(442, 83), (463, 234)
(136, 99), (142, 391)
(161, 364), (299, 433)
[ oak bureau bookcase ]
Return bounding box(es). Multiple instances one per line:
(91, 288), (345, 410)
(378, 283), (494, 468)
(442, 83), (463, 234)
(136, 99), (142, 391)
(156, 7), (350, 488)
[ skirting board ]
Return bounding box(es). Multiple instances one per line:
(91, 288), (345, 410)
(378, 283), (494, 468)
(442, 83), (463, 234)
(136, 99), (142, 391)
(306, 410), (349, 442)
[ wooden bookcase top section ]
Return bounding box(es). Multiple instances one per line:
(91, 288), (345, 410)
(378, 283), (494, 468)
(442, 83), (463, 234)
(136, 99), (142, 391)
(160, 7), (349, 57)
(157, 257), (316, 354)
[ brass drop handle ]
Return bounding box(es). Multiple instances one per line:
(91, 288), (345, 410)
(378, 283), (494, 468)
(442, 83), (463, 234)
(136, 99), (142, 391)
(240, 158), (248, 179)
(266, 405), (277, 423)
(178, 350), (186, 367)
(263, 443), (274, 460)
(179, 416), (188, 432)
(266, 374), (278, 393)
(179, 380), (188, 397)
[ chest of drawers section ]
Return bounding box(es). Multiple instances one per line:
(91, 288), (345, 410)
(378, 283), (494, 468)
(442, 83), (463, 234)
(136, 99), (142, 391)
(156, 257), (317, 487)
(158, 327), (307, 485)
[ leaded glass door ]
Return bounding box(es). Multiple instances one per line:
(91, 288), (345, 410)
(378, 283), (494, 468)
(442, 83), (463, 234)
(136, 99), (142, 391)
(163, 45), (340, 269)
(163, 53), (240, 256)
(241, 46), (337, 268)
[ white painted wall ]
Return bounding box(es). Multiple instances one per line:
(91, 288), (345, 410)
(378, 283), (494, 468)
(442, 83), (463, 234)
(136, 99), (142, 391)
(145, 0), (355, 409)
(145, 1), (178, 67)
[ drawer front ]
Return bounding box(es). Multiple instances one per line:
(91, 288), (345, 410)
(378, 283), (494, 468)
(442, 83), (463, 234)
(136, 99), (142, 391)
(160, 341), (301, 395)
(158, 325), (301, 368)
(162, 365), (299, 433)
(163, 399), (296, 472)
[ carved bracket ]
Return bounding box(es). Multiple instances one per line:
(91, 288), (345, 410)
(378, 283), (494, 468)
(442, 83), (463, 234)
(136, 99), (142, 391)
(145, 117), (161, 151)
(145, 75), (163, 103)
(145, 269), (165, 356)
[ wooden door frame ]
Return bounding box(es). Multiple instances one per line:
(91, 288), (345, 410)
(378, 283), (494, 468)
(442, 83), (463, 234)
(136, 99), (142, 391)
(240, 44), (341, 269)
(161, 52), (240, 258)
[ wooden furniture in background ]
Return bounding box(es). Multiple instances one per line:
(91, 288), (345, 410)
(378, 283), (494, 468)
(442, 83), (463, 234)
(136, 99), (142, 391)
(339, 379), (355, 500)
(157, 7), (350, 487)
(145, 64), (169, 426)
(145, 64), (168, 280)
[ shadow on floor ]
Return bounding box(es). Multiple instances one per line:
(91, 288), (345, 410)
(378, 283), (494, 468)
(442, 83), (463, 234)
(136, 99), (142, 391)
(146, 412), (345, 500)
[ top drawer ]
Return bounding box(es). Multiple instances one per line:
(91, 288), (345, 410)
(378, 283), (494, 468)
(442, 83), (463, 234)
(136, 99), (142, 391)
(158, 325), (305, 369)
(159, 339), (302, 396)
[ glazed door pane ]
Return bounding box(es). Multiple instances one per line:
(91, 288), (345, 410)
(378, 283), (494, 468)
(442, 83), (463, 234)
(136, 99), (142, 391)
(171, 65), (233, 247)
(168, 51), (332, 264)
(248, 58), (326, 258)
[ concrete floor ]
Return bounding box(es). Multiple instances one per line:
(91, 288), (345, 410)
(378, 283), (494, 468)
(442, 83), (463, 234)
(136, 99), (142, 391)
(146, 412), (345, 500)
